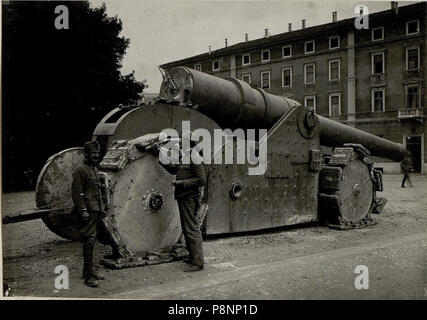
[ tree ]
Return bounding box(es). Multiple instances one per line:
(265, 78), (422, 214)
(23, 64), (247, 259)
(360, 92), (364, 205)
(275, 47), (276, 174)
(2, 1), (145, 192)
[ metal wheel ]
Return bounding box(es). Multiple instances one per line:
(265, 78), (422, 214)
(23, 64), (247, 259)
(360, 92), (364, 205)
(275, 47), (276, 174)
(35, 148), (84, 240)
(106, 153), (181, 252)
(36, 104), (221, 250)
(338, 159), (374, 222)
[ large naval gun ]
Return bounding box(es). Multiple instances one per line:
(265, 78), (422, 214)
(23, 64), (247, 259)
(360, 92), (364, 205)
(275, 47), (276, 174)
(4, 67), (406, 256)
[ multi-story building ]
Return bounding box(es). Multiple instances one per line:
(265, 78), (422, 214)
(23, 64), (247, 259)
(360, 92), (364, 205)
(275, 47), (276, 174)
(161, 2), (426, 173)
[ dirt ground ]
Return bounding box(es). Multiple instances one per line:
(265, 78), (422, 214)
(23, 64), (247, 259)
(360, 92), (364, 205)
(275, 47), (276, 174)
(1, 174), (427, 298)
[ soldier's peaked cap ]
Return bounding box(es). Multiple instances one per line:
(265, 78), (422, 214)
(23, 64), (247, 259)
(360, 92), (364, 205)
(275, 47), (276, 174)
(84, 140), (100, 153)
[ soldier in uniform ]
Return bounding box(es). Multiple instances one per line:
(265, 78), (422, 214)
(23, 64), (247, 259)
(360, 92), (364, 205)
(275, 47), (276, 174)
(400, 151), (414, 188)
(158, 136), (207, 272)
(71, 141), (120, 287)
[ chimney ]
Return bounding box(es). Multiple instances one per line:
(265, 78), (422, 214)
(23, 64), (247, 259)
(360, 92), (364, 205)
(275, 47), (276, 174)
(288, 23), (292, 32)
(332, 11), (337, 22)
(225, 38), (228, 47)
(209, 45), (211, 55)
(245, 33), (248, 42)
(302, 19), (306, 29)
(264, 29), (269, 37)
(391, 1), (398, 14)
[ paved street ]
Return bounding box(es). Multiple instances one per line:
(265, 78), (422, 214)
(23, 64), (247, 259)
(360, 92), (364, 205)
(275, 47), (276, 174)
(114, 232), (427, 299)
(2, 175), (427, 299)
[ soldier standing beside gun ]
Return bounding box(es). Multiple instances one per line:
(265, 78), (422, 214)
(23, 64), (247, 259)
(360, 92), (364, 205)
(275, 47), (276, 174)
(72, 141), (121, 287)
(157, 135), (207, 272)
(400, 151), (414, 188)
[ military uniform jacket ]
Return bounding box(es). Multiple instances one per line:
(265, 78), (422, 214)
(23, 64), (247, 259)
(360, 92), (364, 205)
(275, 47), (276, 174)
(71, 160), (106, 213)
(400, 158), (413, 173)
(161, 154), (207, 199)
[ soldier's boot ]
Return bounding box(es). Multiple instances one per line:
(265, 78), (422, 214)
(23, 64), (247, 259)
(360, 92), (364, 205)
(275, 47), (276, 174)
(182, 257), (195, 264)
(82, 244), (92, 279)
(182, 252), (195, 265)
(111, 245), (122, 259)
(103, 245), (122, 260)
(85, 274), (98, 288)
(82, 269), (104, 282)
(184, 265), (204, 272)
(93, 270), (105, 280)
(82, 244), (99, 287)
(85, 269), (105, 280)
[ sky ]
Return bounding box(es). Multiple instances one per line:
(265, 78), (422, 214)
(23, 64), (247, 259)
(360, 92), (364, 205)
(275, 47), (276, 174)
(89, 0), (419, 93)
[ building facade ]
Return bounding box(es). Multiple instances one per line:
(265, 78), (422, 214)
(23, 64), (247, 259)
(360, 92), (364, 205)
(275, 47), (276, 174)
(161, 2), (427, 173)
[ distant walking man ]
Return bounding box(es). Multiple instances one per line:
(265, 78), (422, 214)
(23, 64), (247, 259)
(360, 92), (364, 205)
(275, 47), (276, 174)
(401, 151), (414, 188)
(158, 136), (207, 272)
(72, 141), (120, 287)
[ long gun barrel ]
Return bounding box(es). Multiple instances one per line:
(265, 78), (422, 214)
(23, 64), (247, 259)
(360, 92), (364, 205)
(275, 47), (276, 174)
(159, 67), (406, 162)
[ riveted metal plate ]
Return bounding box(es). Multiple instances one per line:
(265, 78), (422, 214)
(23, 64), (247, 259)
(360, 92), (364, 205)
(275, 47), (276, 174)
(265, 106), (320, 178)
(205, 105), (320, 235)
(309, 149), (321, 171)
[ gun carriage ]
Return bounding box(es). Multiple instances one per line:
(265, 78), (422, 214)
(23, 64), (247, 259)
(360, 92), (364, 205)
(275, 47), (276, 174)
(4, 67), (406, 257)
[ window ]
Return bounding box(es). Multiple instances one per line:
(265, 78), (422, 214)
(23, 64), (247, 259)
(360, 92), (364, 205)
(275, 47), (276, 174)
(329, 93), (341, 116)
(407, 86), (420, 109)
(282, 45), (292, 58)
(329, 59), (340, 80)
(406, 20), (419, 35)
(372, 89), (385, 112)
(329, 36), (340, 49)
(241, 73), (251, 84)
(372, 27), (384, 41)
(212, 60), (220, 71)
(304, 96), (316, 112)
(282, 67), (292, 87)
(242, 54), (250, 66)
(304, 63), (315, 84)
(406, 47), (419, 70)
(261, 71), (270, 90)
(305, 41), (315, 54)
(261, 49), (270, 62)
(371, 52), (384, 74)
(194, 64), (201, 71)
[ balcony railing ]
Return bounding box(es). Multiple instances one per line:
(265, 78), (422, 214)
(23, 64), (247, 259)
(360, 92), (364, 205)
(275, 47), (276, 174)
(398, 108), (423, 121)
